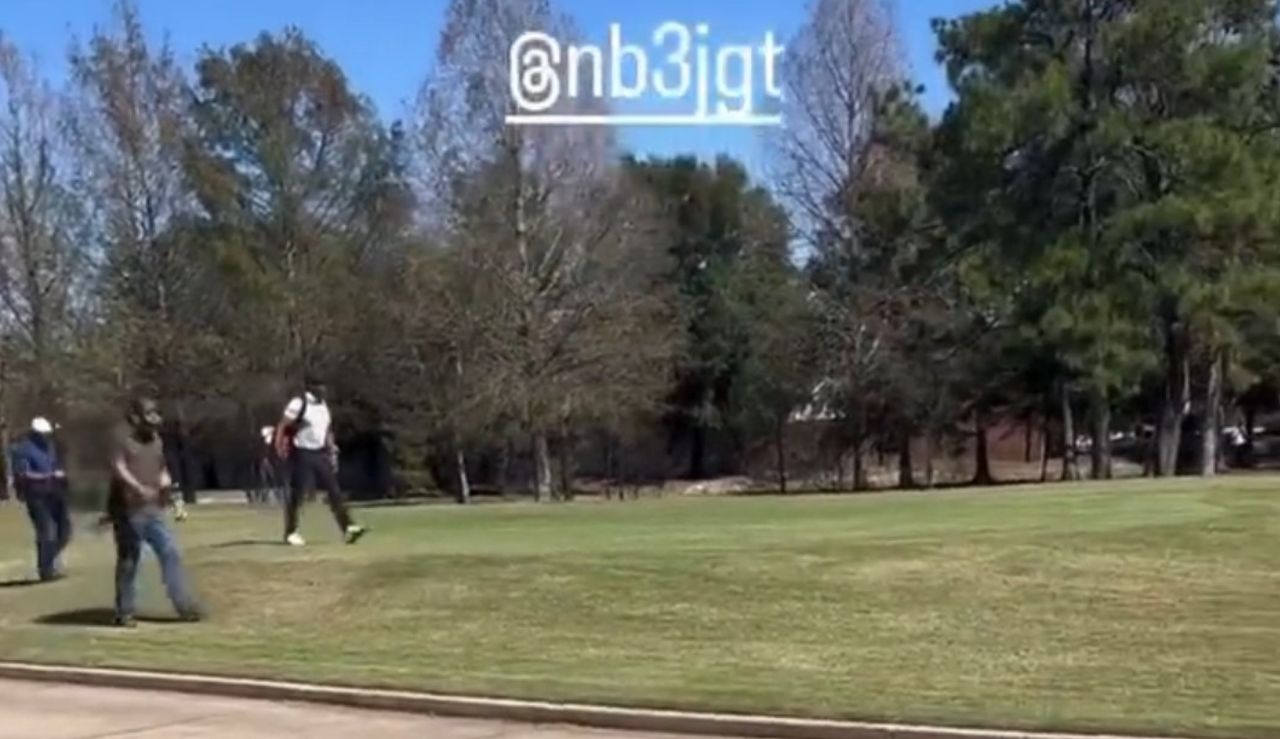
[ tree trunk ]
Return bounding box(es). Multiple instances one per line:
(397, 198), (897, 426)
(174, 401), (198, 504)
(973, 407), (994, 486)
(1060, 384), (1080, 481)
(924, 430), (936, 489)
(1218, 353), (1230, 473)
(774, 417), (788, 494)
(0, 348), (10, 501)
(1156, 330), (1189, 477)
(689, 424), (707, 480)
(1090, 390), (1112, 480)
(533, 430), (553, 502)
(239, 400), (258, 501)
(1024, 418), (1034, 463)
(852, 443), (867, 491)
(1039, 416), (1051, 483)
(454, 445), (471, 505)
(603, 434), (616, 499)
(451, 352), (471, 504)
(0, 421), (10, 501)
(558, 420), (575, 502)
(496, 437), (512, 494)
(1200, 352), (1224, 477)
(898, 430), (915, 489)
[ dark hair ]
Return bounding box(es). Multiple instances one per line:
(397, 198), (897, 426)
(127, 397), (162, 427)
(304, 374), (325, 390)
(129, 396), (157, 416)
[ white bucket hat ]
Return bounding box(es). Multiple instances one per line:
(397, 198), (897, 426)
(30, 417), (54, 434)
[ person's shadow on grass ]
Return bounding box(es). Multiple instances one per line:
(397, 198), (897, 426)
(204, 539), (286, 550)
(0, 579), (42, 589)
(35, 608), (185, 626)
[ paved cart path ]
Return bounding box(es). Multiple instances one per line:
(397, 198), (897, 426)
(0, 678), (709, 739)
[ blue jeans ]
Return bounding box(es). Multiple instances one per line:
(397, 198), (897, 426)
(113, 508), (197, 619)
(24, 493), (71, 581)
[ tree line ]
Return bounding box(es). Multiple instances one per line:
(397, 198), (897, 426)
(3, 0), (1280, 501)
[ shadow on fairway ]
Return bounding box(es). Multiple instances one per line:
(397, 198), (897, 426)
(35, 608), (184, 626)
(205, 539), (285, 550)
(0, 579), (42, 589)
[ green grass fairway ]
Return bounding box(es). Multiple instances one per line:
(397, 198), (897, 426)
(1, 479), (1278, 737)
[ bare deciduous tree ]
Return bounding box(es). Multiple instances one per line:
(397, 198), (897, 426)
(769, 0), (906, 488)
(373, 240), (504, 502)
(0, 37), (88, 417)
(771, 0), (903, 249)
(414, 0), (674, 501)
(65, 0), (218, 409)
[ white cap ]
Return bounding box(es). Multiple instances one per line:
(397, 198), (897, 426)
(31, 417), (53, 434)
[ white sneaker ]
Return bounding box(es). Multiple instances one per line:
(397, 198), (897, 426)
(285, 532), (306, 547)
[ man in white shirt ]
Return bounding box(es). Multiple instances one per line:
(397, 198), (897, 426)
(276, 375), (366, 546)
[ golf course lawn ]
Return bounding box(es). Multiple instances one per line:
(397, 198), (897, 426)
(0, 478), (1277, 738)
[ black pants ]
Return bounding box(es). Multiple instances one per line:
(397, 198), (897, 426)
(24, 493), (71, 580)
(285, 449), (353, 535)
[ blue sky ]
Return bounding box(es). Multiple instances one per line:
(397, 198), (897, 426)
(0, 0), (995, 176)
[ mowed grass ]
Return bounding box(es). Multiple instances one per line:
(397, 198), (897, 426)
(1, 479), (1278, 738)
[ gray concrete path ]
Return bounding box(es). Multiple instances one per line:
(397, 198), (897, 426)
(0, 678), (701, 739)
